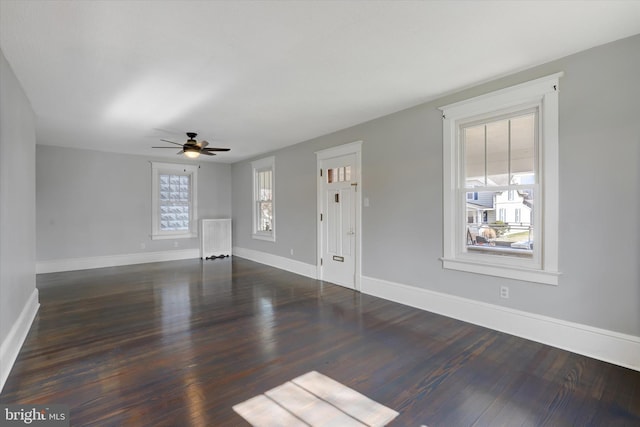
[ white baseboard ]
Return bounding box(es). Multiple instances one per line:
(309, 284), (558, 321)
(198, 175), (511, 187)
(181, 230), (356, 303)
(233, 247), (317, 279)
(0, 288), (39, 393)
(36, 249), (200, 274)
(362, 275), (640, 371)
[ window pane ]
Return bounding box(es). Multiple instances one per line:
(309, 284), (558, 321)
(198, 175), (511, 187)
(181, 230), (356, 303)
(255, 167), (273, 232)
(498, 208), (506, 221)
(465, 112), (536, 188)
(258, 201), (273, 231)
(328, 166), (352, 183)
(258, 170), (272, 202)
(510, 113), (536, 180)
(465, 189), (534, 257)
(159, 173), (190, 231)
(464, 125), (485, 186)
(486, 120), (509, 186)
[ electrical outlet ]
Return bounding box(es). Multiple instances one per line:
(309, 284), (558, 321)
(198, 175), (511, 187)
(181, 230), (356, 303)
(290, 249), (294, 256)
(173, 241), (179, 248)
(500, 286), (509, 299)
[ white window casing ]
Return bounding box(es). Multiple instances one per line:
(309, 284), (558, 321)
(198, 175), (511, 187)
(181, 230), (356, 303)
(251, 156), (276, 242)
(439, 73), (562, 285)
(151, 162), (198, 240)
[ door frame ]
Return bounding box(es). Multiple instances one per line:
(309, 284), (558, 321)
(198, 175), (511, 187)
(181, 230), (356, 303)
(315, 141), (362, 291)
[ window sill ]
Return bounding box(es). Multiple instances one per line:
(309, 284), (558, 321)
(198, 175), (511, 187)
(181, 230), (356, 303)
(151, 232), (197, 240)
(440, 257), (560, 285)
(252, 233), (275, 242)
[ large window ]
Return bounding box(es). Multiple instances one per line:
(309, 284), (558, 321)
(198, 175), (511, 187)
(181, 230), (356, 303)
(252, 156), (275, 241)
(151, 162), (198, 240)
(439, 73), (562, 285)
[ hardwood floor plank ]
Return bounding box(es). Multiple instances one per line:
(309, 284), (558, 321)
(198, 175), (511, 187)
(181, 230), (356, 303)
(1, 257), (639, 426)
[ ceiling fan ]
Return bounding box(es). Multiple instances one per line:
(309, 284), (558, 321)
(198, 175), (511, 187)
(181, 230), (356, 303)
(152, 132), (230, 159)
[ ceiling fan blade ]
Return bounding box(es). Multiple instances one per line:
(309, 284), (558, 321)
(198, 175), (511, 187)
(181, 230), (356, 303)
(197, 140), (209, 148)
(152, 146), (182, 148)
(177, 149), (184, 155)
(202, 147), (230, 152)
(160, 139), (184, 146)
(201, 151), (215, 156)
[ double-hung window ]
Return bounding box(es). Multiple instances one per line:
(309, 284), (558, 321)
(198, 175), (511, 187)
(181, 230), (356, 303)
(151, 162), (198, 240)
(440, 73), (562, 285)
(252, 156), (275, 241)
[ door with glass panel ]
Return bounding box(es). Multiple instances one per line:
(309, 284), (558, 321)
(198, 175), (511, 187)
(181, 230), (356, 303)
(319, 153), (357, 289)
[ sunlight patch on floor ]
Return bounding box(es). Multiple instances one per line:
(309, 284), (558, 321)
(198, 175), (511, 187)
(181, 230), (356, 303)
(233, 371), (399, 426)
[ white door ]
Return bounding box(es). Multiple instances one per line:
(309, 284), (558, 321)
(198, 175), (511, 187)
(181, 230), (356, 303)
(319, 153), (358, 289)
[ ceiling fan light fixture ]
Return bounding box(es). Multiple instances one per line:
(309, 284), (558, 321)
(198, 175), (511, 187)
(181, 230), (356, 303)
(184, 149), (200, 159)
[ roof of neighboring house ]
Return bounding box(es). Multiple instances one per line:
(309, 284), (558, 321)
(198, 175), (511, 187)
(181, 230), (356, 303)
(466, 202), (494, 211)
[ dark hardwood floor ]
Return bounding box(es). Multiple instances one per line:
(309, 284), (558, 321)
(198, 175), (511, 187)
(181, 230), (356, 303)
(1, 257), (639, 426)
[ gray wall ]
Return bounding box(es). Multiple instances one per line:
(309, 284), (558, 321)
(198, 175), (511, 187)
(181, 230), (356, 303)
(232, 34), (640, 336)
(232, 144), (324, 262)
(0, 49), (36, 345)
(36, 145), (231, 260)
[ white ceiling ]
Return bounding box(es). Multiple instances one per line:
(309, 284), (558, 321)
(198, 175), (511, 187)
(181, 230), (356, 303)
(1, 1), (639, 163)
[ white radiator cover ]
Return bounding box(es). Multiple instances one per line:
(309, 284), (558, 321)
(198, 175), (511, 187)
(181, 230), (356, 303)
(200, 219), (232, 258)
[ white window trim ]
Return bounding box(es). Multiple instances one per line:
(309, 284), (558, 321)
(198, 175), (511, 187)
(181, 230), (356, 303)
(439, 73), (563, 285)
(251, 156), (276, 242)
(151, 162), (198, 240)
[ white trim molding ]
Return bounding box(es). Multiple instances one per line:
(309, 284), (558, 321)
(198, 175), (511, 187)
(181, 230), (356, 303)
(361, 275), (640, 372)
(439, 73), (563, 285)
(233, 247), (317, 280)
(1, 289), (39, 393)
(36, 249), (200, 274)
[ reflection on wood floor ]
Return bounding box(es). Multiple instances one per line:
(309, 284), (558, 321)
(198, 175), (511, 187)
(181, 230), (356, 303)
(1, 257), (639, 426)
